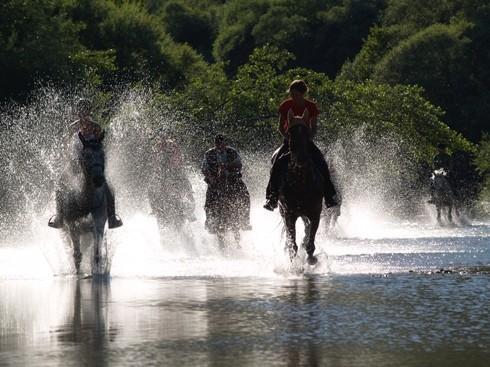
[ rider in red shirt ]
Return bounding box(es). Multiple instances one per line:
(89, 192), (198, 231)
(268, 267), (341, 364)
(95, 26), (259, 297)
(278, 98), (319, 136)
(264, 80), (338, 211)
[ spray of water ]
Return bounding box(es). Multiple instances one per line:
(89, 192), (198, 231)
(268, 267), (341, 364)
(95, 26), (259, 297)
(1, 87), (476, 279)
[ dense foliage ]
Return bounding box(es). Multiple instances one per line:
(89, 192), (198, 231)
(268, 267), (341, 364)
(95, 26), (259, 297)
(1, 0), (489, 205)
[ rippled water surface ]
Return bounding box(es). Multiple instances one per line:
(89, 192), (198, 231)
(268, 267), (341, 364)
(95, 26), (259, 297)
(1, 219), (490, 367)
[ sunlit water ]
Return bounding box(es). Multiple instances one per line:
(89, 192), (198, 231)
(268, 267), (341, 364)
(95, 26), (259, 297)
(1, 90), (490, 366)
(1, 204), (489, 366)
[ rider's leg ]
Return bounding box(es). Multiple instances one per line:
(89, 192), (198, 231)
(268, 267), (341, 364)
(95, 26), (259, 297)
(428, 180), (435, 204)
(271, 139), (289, 165)
(308, 142), (338, 207)
(204, 186), (217, 233)
(48, 189), (64, 228)
(264, 156), (288, 211)
(105, 184), (123, 229)
(264, 141), (289, 211)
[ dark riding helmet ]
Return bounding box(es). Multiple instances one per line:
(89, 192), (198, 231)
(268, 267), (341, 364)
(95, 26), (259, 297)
(437, 143), (448, 150)
(76, 98), (92, 115)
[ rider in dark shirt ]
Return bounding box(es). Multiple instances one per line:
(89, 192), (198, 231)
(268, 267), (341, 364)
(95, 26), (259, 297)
(201, 134), (252, 233)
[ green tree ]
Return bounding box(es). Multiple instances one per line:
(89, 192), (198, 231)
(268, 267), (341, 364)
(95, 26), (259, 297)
(0, 0), (89, 99)
(161, 1), (216, 61)
(372, 22), (474, 137)
(213, 0), (270, 75)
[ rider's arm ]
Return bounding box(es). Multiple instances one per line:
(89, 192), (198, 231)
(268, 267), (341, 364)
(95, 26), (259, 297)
(309, 102), (319, 137)
(201, 156), (210, 176)
(278, 100), (290, 138)
(201, 153), (217, 182)
(228, 150), (242, 171)
(278, 115), (287, 138)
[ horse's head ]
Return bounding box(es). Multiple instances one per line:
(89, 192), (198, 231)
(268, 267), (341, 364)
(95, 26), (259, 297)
(287, 109), (310, 162)
(432, 168), (450, 191)
(78, 131), (106, 188)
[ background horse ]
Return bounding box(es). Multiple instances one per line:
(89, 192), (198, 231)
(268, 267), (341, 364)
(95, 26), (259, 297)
(148, 171), (196, 248)
(59, 133), (110, 275)
(205, 169), (248, 250)
(431, 169), (455, 224)
(278, 122), (324, 265)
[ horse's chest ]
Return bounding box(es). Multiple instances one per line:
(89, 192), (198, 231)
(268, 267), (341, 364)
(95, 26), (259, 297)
(284, 164), (315, 190)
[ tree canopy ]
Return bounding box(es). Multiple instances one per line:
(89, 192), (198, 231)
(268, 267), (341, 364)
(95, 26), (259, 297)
(1, 0), (489, 199)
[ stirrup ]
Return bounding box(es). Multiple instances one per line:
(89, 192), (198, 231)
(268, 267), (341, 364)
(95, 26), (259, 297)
(108, 214), (123, 229)
(48, 215), (63, 229)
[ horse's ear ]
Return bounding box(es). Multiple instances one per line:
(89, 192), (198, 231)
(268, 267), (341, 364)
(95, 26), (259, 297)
(78, 131), (86, 146)
(99, 131), (105, 142)
(287, 108), (294, 123)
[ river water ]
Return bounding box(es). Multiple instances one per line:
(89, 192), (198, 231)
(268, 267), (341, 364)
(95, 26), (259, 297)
(1, 210), (489, 366)
(1, 93), (489, 366)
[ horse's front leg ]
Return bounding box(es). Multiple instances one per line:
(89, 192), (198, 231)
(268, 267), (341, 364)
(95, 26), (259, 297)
(303, 214), (320, 265)
(69, 228), (82, 274)
(447, 205), (453, 223)
(233, 230), (241, 249)
(92, 207), (108, 274)
(436, 206), (442, 224)
(284, 214), (298, 261)
(216, 231), (226, 251)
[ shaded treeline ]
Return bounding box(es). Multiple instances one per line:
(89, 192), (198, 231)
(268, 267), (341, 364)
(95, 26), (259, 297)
(0, 0), (489, 209)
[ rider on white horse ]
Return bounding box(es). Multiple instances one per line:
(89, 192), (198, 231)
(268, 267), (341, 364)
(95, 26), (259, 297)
(48, 98), (123, 229)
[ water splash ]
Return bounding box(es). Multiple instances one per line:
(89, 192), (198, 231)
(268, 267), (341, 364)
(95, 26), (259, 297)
(1, 88), (487, 280)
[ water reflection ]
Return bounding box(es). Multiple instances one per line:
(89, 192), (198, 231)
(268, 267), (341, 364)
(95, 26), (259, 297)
(54, 279), (117, 366)
(282, 276), (321, 367)
(2, 275), (490, 366)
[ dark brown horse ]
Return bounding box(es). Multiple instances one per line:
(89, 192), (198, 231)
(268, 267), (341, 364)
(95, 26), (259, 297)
(277, 121), (324, 265)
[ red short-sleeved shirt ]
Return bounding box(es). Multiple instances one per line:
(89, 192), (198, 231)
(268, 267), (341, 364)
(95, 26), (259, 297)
(278, 98), (319, 132)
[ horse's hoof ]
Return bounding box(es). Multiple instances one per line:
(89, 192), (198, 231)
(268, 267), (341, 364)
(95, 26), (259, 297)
(307, 256), (318, 266)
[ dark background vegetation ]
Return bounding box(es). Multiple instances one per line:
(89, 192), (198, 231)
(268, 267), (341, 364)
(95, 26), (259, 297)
(1, 0), (489, 206)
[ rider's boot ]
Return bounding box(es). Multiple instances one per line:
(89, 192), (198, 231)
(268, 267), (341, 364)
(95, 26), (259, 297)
(324, 196), (338, 208)
(48, 215), (63, 229)
(106, 185), (123, 229)
(263, 198), (278, 211)
(108, 215), (123, 229)
(264, 167), (280, 211)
